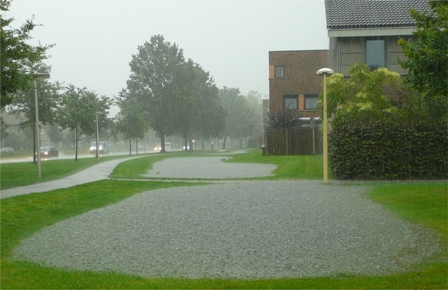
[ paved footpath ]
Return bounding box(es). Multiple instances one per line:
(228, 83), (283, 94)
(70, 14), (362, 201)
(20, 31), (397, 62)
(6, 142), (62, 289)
(1, 156), (144, 200)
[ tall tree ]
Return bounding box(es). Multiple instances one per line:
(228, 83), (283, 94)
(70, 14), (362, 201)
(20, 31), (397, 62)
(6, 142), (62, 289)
(171, 60), (224, 150)
(8, 62), (60, 162)
(218, 87), (255, 149)
(398, 0), (448, 120)
(115, 89), (146, 155)
(58, 85), (111, 160)
(126, 35), (184, 153)
(0, 0), (53, 108)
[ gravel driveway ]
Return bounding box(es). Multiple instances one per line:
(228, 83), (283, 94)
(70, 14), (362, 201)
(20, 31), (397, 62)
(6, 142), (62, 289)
(13, 180), (442, 279)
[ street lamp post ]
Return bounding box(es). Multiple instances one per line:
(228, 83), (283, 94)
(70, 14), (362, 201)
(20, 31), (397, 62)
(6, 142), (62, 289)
(32, 73), (50, 179)
(316, 68), (334, 184)
(95, 111), (102, 160)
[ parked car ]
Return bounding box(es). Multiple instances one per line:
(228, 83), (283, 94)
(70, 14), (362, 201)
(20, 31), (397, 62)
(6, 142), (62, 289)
(39, 146), (59, 157)
(0, 147), (14, 153)
(89, 141), (109, 156)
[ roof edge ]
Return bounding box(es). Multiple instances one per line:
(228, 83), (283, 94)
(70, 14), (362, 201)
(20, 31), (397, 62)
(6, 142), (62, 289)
(328, 27), (416, 37)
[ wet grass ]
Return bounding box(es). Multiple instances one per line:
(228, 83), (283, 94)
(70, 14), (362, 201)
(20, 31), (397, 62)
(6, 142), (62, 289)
(1, 149), (447, 288)
(0, 154), (131, 190)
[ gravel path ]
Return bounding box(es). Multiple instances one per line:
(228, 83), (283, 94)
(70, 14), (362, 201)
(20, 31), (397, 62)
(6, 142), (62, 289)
(13, 180), (443, 279)
(144, 156), (277, 179)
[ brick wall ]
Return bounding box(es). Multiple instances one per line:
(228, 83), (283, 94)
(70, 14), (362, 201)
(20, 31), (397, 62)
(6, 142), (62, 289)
(269, 50), (329, 116)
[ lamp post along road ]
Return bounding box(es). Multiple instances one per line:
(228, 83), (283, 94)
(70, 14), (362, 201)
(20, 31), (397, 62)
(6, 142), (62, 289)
(316, 68), (334, 184)
(95, 112), (103, 160)
(32, 73), (50, 179)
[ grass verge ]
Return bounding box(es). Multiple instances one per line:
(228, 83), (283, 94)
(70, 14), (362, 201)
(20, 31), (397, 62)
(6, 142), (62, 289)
(0, 154), (131, 190)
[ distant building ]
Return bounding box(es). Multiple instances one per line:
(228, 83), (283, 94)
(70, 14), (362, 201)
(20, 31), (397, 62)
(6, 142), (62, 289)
(324, 0), (431, 76)
(268, 50), (329, 117)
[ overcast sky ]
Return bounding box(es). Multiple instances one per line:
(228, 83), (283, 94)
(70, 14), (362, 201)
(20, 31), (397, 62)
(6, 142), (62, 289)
(8, 0), (329, 114)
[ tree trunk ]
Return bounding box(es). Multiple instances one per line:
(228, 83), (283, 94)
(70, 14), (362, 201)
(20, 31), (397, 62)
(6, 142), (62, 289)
(75, 127), (78, 161)
(33, 124), (37, 164)
(222, 136), (227, 149)
(160, 130), (166, 153)
(136, 138), (138, 155)
(129, 138), (132, 155)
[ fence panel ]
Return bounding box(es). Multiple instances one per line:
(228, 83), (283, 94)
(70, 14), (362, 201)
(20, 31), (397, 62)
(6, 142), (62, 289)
(266, 128), (323, 155)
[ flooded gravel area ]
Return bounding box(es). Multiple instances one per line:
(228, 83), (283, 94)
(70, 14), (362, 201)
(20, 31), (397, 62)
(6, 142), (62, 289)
(143, 156), (277, 179)
(13, 181), (443, 279)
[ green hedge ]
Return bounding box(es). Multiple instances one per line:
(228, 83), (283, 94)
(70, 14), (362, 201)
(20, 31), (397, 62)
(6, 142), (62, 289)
(329, 118), (448, 180)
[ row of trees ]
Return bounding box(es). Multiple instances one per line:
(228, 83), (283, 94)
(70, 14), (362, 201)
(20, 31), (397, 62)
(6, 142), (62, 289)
(9, 63), (112, 161)
(1, 5), (262, 157)
(117, 35), (261, 152)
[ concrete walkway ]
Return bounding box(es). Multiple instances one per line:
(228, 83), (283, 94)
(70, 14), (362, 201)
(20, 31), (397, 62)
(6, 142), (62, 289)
(1, 156), (144, 200)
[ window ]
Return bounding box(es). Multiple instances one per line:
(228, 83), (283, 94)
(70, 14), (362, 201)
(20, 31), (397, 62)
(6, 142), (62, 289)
(284, 95), (298, 109)
(304, 94), (319, 110)
(366, 39), (385, 70)
(274, 65), (285, 78)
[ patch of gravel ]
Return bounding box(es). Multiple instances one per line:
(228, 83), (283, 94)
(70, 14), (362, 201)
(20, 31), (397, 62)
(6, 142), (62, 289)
(13, 181), (443, 279)
(144, 157), (277, 179)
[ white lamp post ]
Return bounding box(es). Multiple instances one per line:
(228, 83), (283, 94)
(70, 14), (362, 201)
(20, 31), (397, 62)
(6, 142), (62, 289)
(316, 68), (334, 184)
(32, 72), (50, 179)
(95, 111), (103, 160)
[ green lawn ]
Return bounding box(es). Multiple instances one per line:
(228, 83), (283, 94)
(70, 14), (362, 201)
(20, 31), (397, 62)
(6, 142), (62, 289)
(0, 154), (130, 190)
(1, 149), (446, 289)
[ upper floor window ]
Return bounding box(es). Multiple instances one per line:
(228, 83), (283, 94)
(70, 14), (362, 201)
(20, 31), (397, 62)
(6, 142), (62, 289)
(305, 94), (319, 110)
(284, 95), (298, 109)
(366, 39), (385, 70)
(274, 65), (285, 78)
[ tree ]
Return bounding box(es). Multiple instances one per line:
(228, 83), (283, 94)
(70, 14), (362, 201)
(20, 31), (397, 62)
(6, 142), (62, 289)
(8, 62), (60, 162)
(46, 124), (63, 146)
(171, 60), (224, 150)
(58, 85), (111, 160)
(323, 62), (402, 125)
(218, 87), (256, 149)
(398, 0), (448, 120)
(115, 89), (146, 155)
(0, 0), (53, 108)
(126, 35), (184, 153)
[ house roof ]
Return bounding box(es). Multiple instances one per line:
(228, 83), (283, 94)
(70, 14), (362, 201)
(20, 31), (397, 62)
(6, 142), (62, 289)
(325, 0), (431, 30)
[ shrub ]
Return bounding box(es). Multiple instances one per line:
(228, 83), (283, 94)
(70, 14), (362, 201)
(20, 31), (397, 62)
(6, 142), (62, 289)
(329, 117), (448, 180)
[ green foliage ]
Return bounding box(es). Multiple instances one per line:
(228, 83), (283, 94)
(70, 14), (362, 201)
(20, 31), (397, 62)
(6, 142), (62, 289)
(398, 1), (448, 120)
(323, 63), (402, 125)
(8, 63), (61, 134)
(0, 0), (53, 108)
(329, 117), (448, 180)
(126, 35), (185, 151)
(123, 35), (224, 152)
(58, 85), (111, 160)
(218, 87), (257, 149)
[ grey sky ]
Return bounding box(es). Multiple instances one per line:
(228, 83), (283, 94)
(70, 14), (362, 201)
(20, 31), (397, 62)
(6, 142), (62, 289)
(8, 0), (328, 114)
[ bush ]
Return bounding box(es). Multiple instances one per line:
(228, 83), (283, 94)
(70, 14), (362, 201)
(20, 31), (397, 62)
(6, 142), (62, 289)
(329, 118), (448, 180)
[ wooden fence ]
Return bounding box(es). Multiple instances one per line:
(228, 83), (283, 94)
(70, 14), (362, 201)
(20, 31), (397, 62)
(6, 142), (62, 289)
(266, 128), (323, 155)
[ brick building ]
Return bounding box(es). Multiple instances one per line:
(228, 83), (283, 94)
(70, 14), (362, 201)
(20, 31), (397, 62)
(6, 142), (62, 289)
(268, 50), (329, 118)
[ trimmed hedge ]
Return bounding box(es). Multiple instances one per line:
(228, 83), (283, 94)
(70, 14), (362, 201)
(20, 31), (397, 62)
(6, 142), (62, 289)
(329, 118), (448, 180)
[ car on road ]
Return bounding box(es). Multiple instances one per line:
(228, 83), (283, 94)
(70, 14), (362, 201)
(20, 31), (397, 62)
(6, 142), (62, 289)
(155, 142), (171, 152)
(39, 146), (59, 157)
(90, 141), (109, 156)
(0, 147), (14, 153)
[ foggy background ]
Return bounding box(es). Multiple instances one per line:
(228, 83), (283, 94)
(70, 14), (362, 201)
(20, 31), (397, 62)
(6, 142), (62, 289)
(7, 0), (329, 115)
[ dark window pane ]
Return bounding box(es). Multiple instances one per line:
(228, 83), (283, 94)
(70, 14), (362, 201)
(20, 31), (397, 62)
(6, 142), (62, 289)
(366, 40), (385, 70)
(305, 94), (318, 110)
(275, 65), (284, 78)
(284, 95), (297, 109)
